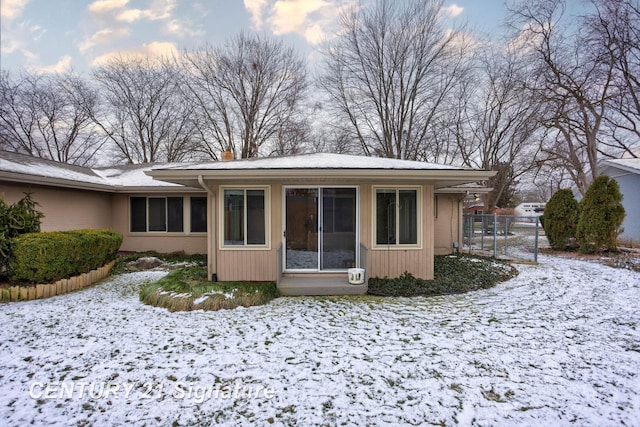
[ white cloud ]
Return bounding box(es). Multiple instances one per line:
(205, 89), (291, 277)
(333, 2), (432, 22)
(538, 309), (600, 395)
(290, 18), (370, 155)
(78, 28), (130, 53)
(269, 0), (327, 35)
(30, 55), (73, 74)
(88, 0), (129, 14)
(507, 21), (548, 55)
(165, 19), (204, 38)
(1, 0), (29, 20)
(244, 0), (267, 29)
(444, 4), (463, 18)
(244, 0), (352, 44)
(115, 0), (176, 22)
(116, 8), (143, 22)
(0, 20), (42, 67)
(91, 41), (179, 66)
(303, 23), (325, 45)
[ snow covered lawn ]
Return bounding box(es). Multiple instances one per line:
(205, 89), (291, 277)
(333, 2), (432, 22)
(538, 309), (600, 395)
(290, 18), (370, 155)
(1, 256), (639, 426)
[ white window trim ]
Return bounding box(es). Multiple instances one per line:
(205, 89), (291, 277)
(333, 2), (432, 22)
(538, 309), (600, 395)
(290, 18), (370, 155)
(371, 185), (422, 250)
(219, 185), (271, 250)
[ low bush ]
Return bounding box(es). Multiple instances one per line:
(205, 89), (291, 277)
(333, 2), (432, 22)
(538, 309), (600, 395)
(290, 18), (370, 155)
(140, 267), (278, 312)
(8, 229), (122, 284)
(367, 255), (517, 297)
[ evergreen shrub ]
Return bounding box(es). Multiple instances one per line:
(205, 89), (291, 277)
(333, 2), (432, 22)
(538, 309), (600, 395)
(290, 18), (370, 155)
(542, 189), (580, 250)
(576, 175), (625, 253)
(0, 193), (43, 271)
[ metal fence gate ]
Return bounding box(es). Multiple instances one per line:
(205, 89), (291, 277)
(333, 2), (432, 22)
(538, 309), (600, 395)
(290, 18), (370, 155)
(462, 214), (546, 263)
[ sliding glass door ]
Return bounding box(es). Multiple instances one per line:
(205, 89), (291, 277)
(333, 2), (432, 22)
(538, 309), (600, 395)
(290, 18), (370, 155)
(284, 187), (357, 271)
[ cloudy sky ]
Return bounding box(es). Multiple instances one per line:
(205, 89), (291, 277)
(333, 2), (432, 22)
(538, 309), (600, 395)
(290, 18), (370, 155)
(0, 0), (510, 75)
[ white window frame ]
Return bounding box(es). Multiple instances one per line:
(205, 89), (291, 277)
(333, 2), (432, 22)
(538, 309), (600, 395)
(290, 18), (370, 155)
(219, 186), (271, 250)
(372, 186), (422, 250)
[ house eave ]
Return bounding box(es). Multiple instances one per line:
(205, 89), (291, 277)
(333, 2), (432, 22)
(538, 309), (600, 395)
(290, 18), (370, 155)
(146, 168), (497, 188)
(113, 185), (205, 194)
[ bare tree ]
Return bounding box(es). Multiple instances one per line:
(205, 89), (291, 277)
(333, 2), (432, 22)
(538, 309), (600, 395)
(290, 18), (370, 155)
(181, 33), (308, 160)
(508, 0), (625, 195)
(0, 70), (102, 166)
(452, 47), (545, 209)
(319, 0), (472, 160)
(92, 56), (198, 164)
(588, 0), (640, 157)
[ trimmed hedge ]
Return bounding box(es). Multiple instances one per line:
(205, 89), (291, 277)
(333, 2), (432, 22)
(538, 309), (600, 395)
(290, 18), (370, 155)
(8, 229), (123, 284)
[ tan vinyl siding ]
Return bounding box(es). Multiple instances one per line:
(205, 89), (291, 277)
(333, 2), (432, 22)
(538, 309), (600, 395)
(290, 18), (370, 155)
(1, 181), (112, 231)
(217, 249), (277, 281)
(434, 194), (462, 255)
(208, 182), (280, 281)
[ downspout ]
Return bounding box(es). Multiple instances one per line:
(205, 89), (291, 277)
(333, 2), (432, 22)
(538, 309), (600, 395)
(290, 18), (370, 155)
(198, 175), (217, 282)
(457, 195), (464, 254)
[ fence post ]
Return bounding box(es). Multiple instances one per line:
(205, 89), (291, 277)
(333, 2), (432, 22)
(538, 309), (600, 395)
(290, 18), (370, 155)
(504, 217), (509, 256)
(534, 216), (539, 263)
(493, 213), (498, 258)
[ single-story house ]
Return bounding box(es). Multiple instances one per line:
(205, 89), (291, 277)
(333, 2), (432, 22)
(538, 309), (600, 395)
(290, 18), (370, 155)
(599, 158), (640, 246)
(1, 150), (495, 295)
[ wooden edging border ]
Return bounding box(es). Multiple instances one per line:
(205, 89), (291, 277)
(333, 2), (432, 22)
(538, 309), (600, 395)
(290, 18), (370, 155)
(0, 260), (116, 302)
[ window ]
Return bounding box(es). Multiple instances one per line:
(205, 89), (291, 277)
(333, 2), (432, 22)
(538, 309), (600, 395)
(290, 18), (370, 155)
(322, 189), (356, 233)
(130, 197), (183, 232)
(375, 188), (419, 246)
(190, 197), (207, 233)
(223, 188), (267, 247)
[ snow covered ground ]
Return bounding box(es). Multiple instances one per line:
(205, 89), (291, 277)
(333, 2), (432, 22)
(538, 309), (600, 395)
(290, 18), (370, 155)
(0, 256), (639, 426)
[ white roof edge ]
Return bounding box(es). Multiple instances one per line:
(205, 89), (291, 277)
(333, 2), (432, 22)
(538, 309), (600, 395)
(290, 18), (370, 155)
(600, 158), (640, 175)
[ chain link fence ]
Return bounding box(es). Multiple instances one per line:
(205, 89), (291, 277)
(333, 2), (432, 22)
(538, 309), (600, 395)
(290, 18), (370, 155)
(462, 214), (547, 263)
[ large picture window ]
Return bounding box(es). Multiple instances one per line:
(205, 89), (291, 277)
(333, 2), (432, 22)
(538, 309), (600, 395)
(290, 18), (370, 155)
(375, 188), (419, 246)
(130, 196), (207, 233)
(222, 188), (267, 247)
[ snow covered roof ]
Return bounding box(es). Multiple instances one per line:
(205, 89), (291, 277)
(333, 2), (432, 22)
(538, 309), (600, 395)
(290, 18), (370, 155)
(147, 153), (494, 189)
(0, 150), (183, 191)
(1, 151), (495, 192)
(154, 153), (466, 171)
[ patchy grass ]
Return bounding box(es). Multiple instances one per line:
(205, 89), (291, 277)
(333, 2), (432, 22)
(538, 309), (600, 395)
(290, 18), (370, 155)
(367, 255), (517, 297)
(140, 267), (278, 312)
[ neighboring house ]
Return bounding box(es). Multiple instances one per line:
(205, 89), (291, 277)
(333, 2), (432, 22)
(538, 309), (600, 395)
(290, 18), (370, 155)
(514, 202), (546, 217)
(465, 203), (485, 215)
(599, 158), (640, 245)
(1, 150), (495, 295)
